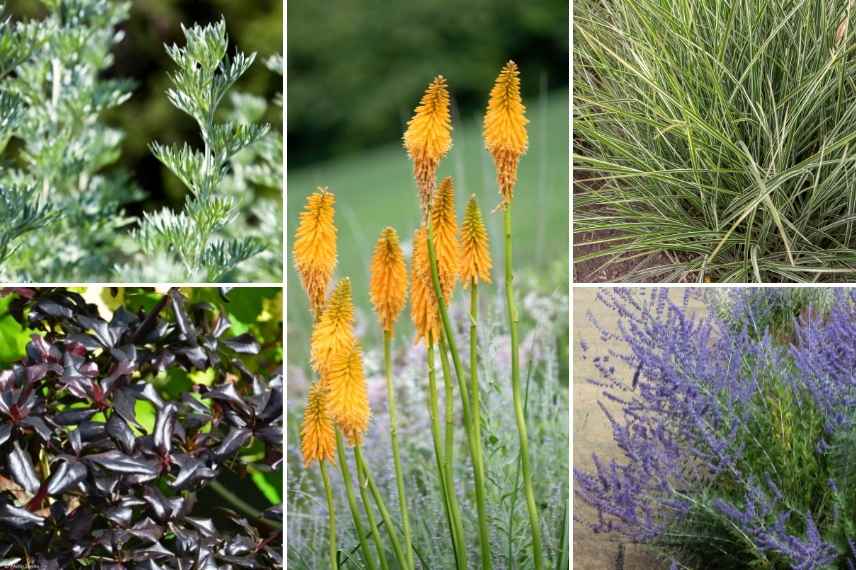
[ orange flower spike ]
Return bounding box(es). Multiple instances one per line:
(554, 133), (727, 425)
(369, 227), (408, 333)
(326, 344), (371, 446)
(293, 188), (337, 315)
(430, 176), (460, 301)
(300, 382), (336, 467)
(404, 76), (452, 215)
(483, 61), (528, 207)
(410, 226), (440, 346)
(460, 194), (492, 287)
(310, 278), (355, 376)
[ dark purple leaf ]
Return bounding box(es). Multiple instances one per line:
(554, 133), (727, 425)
(221, 333), (260, 354)
(136, 383), (165, 409)
(76, 315), (116, 348)
(174, 345), (208, 369)
(111, 388), (140, 428)
(20, 416), (51, 441)
(46, 459), (87, 495)
(106, 413), (136, 454)
(211, 314), (230, 338)
(154, 403), (177, 454)
(53, 408), (97, 425)
(0, 503), (45, 528)
(170, 454), (215, 489)
(86, 451), (160, 477)
(33, 298), (73, 319)
(9, 441), (40, 495)
(214, 427), (251, 459)
(103, 503), (134, 527)
(205, 383), (250, 415)
(129, 542), (173, 560)
(170, 291), (197, 343)
(127, 517), (164, 543)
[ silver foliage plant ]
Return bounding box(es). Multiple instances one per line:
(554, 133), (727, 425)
(0, 1), (282, 282)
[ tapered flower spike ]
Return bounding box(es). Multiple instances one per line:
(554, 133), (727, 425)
(293, 188), (337, 315)
(410, 226), (440, 345)
(404, 76), (452, 216)
(460, 194), (492, 286)
(430, 176), (460, 300)
(310, 278), (355, 376)
(326, 344), (370, 446)
(300, 382), (336, 467)
(369, 227), (408, 333)
(483, 61), (528, 207)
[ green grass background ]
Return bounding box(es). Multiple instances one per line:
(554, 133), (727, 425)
(287, 91), (569, 362)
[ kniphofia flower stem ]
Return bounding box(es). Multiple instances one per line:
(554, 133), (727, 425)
(354, 445), (410, 570)
(319, 461), (339, 570)
(426, 219), (492, 569)
(383, 330), (415, 570)
(335, 429), (376, 570)
(426, 336), (466, 569)
(437, 332), (466, 570)
(470, 283), (492, 569)
(503, 205), (543, 569)
(354, 451), (390, 570)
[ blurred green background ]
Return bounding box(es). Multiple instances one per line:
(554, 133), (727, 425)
(287, 0), (569, 355)
(4, 0), (283, 214)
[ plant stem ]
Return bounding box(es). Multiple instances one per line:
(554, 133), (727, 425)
(320, 461), (339, 570)
(427, 337), (465, 569)
(336, 430), (376, 570)
(426, 221), (491, 568)
(354, 445), (410, 570)
(470, 283), (492, 569)
(383, 330), (414, 570)
(438, 333), (467, 568)
(354, 450), (390, 570)
(503, 204), (543, 570)
(209, 480), (282, 531)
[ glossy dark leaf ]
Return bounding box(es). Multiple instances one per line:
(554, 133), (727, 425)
(20, 416), (51, 441)
(154, 403), (176, 454)
(221, 333), (260, 354)
(0, 503), (45, 528)
(76, 315), (117, 348)
(111, 388), (140, 428)
(46, 459), (87, 496)
(53, 408), (97, 425)
(205, 383), (251, 415)
(86, 451), (160, 477)
(127, 517), (164, 543)
(173, 345), (208, 370)
(0, 423), (11, 445)
(103, 503), (134, 527)
(9, 441), (40, 495)
(106, 413), (136, 454)
(170, 291), (196, 343)
(213, 427), (251, 459)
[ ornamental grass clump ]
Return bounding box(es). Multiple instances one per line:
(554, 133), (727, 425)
(0, 287), (283, 567)
(292, 61), (558, 569)
(576, 288), (856, 569)
(575, 0), (856, 282)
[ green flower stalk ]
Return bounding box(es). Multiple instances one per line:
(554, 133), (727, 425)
(369, 227), (414, 570)
(336, 430), (377, 570)
(484, 61), (543, 569)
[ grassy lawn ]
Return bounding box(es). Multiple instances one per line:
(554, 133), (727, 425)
(287, 90), (568, 358)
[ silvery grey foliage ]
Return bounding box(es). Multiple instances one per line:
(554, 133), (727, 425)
(0, 0), (137, 281)
(137, 19), (271, 282)
(0, 1), (282, 282)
